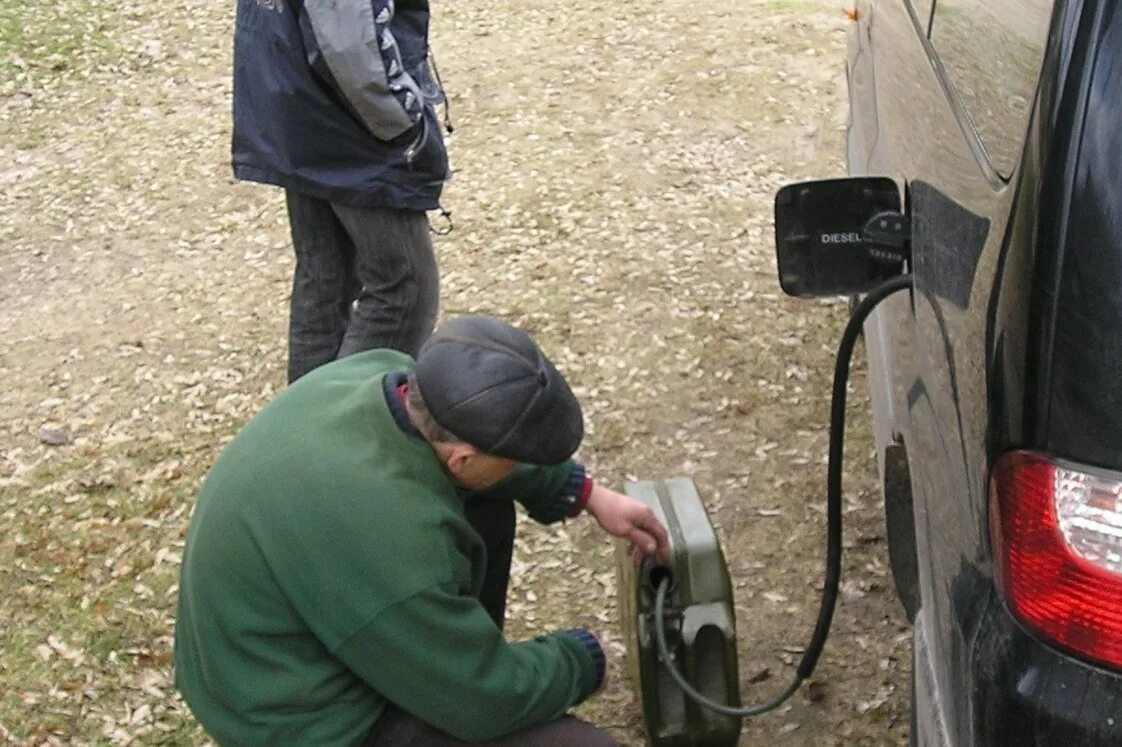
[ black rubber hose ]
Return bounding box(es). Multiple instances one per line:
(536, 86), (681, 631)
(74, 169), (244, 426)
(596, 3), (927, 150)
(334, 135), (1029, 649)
(651, 274), (914, 716)
(654, 576), (802, 716)
(796, 273), (913, 680)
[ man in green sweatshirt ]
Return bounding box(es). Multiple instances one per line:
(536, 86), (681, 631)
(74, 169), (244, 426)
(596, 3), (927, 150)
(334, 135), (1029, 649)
(174, 315), (669, 746)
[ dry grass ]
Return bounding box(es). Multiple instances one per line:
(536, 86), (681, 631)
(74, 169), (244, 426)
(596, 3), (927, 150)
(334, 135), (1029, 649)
(1, 1), (908, 744)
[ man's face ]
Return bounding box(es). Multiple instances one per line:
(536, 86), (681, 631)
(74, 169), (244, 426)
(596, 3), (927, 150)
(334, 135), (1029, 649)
(448, 449), (517, 490)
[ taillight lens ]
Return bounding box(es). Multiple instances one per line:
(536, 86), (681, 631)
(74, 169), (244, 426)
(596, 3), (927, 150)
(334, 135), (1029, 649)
(990, 450), (1122, 670)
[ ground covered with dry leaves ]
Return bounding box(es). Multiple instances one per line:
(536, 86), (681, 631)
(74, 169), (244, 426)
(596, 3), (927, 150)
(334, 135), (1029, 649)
(0, 0), (910, 744)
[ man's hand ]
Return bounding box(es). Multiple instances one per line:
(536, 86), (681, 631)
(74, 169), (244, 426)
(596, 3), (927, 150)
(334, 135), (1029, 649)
(585, 484), (670, 565)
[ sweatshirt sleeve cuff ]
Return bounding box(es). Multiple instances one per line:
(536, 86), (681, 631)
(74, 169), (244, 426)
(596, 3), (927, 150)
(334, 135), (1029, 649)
(527, 463), (588, 524)
(561, 628), (605, 699)
(568, 475), (593, 518)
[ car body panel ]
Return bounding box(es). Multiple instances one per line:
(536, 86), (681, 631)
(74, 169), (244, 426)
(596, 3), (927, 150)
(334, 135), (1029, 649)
(844, 0), (1122, 744)
(1045, 3), (1122, 467)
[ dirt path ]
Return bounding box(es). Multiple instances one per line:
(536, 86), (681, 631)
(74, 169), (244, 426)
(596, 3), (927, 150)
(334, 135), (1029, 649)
(0, 0), (909, 744)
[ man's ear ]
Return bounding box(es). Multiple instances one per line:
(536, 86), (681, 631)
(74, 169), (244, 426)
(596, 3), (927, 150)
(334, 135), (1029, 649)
(444, 443), (478, 478)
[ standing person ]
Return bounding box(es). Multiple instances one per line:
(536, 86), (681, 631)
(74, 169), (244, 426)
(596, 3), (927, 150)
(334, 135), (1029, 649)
(174, 315), (671, 746)
(232, 0), (451, 383)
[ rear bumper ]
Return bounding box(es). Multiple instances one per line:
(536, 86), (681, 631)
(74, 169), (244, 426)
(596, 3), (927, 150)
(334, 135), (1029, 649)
(970, 593), (1122, 745)
(916, 586), (1122, 746)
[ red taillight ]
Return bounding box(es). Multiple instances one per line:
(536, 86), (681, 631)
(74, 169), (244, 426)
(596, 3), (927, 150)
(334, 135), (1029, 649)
(990, 451), (1122, 670)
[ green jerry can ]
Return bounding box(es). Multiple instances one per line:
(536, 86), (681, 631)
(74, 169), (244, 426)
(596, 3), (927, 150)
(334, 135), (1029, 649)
(617, 477), (741, 747)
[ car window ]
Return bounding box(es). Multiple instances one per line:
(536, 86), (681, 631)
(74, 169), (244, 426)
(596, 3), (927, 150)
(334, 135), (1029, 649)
(929, 0), (1054, 177)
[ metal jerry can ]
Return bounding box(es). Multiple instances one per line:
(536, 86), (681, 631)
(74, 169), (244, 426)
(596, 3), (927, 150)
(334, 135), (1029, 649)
(617, 477), (741, 747)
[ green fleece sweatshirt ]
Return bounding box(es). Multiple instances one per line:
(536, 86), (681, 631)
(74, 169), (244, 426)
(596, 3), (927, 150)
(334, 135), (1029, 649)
(174, 350), (600, 746)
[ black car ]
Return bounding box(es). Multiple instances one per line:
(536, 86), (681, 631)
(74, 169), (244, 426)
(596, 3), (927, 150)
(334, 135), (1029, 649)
(774, 0), (1122, 744)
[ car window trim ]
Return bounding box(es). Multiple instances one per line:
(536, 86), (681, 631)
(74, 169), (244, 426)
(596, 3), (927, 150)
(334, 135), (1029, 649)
(903, 0), (1013, 188)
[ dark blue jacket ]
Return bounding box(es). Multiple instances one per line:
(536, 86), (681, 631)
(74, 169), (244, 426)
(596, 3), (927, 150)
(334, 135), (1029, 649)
(232, 0), (449, 211)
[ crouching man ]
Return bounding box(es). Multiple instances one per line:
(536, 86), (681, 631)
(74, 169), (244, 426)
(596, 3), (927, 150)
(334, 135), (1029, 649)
(174, 315), (669, 746)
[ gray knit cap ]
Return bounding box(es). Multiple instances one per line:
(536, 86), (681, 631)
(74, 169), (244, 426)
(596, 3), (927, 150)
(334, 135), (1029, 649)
(414, 315), (584, 465)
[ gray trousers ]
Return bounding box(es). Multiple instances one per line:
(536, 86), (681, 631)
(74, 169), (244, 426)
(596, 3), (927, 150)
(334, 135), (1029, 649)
(284, 190), (439, 384)
(362, 706), (618, 746)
